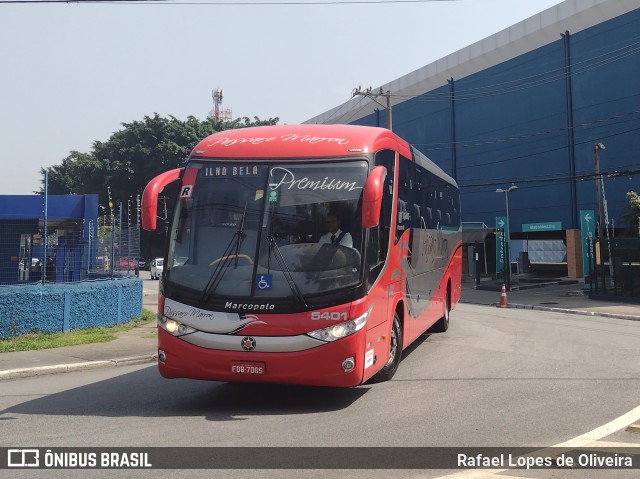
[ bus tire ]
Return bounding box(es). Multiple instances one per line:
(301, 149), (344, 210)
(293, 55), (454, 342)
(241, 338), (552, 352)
(429, 284), (450, 333)
(370, 312), (402, 383)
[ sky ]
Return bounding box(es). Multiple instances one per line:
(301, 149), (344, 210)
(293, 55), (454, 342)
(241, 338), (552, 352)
(0, 0), (563, 195)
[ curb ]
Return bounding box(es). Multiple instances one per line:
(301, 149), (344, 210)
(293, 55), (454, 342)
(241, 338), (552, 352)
(0, 354), (157, 381)
(506, 303), (640, 321)
(460, 300), (640, 322)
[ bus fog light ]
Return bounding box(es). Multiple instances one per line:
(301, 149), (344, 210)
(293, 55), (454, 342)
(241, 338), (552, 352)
(342, 357), (355, 372)
(158, 350), (166, 363)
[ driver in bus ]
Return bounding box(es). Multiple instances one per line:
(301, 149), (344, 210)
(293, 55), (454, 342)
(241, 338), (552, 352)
(318, 213), (353, 248)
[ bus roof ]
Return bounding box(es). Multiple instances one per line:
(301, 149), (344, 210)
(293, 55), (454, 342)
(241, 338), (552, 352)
(190, 124), (409, 159)
(190, 124), (456, 187)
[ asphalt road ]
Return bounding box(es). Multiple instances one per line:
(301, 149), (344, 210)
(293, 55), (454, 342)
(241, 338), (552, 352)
(1, 303), (639, 478)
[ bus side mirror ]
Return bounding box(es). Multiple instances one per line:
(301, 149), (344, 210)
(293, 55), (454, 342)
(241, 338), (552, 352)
(361, 166), (387, 229)
(141, 168), (183, 231)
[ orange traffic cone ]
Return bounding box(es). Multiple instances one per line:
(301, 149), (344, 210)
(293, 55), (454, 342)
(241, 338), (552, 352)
(499, 284), (508, 308)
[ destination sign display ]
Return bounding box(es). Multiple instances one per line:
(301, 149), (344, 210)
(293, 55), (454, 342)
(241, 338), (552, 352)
(203, 165), (267, 178)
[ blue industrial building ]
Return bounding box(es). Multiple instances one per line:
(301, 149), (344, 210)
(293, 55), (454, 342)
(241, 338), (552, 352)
(0, 194), (98, 284)
(308, 0), (640, 278)
(0, 194), (143, 338)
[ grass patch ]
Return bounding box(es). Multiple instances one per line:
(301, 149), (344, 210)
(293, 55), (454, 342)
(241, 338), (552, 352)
(0, 309), (156, 353)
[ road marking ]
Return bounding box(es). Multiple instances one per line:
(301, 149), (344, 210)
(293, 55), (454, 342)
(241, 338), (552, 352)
(589, 440), (640, 448)
(553, 404), (640, 448)
(433, 404), (640, 479)
(464, 476), (521, 479)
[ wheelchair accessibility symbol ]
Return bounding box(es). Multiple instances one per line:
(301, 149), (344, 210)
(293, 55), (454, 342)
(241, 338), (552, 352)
(256, 274), (272, 291)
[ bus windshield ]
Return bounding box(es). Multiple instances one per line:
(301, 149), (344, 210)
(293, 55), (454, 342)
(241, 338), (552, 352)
(166, 160), (368, 307)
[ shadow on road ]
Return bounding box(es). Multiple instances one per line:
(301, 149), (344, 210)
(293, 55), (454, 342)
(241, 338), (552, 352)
(1, 366), (370, 421)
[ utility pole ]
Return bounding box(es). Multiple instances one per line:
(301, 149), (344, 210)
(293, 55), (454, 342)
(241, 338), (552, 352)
(496, 185), (518, 290)
(352, 86), (393, 131)
(593, 142), (605, 262)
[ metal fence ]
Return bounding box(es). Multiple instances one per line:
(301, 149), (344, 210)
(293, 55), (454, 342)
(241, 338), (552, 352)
(587, 238), (640, 297)
(0, 217), (141, 286)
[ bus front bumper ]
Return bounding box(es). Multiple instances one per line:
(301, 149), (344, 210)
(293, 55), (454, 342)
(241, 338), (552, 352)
(156, 328), (367, 387)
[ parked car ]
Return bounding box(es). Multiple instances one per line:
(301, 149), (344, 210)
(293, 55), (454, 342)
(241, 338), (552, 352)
(116, 257), (135, 269)
(138, 259), (146, 270)
(150, 258), (164, 280)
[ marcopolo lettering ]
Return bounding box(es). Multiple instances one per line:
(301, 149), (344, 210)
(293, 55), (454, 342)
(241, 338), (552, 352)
(225, 302), (275, 311)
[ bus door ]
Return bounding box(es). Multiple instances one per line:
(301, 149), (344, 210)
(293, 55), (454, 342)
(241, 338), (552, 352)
(366, 149), (402, 334)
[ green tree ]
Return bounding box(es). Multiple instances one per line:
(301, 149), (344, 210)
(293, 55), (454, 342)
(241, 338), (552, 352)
(44, 151), (104, 195)
(39, 114), (278, 205)
(39, 113), (278, 258)
(621, 191), (640, 236)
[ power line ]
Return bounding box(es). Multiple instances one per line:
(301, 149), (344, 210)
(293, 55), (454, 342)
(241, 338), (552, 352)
(352, 86), (393, 130)
(450, 123), (640, 177)
(339, 96), (373, 125)
(392, 42), (640, 102)
(314, 95), (367, 126)
(411, 107), (640, 153)
(458, 167), (640, 190)
(323, 34), (640, 126)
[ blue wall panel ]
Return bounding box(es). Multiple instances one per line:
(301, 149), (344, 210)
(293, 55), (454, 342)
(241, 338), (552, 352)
(568, 9), (640, 227)
(0, 278), (143, 338)
(349, 8), (640, 235)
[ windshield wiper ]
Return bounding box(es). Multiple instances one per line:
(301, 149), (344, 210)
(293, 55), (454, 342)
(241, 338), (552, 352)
(234, 203), (248, 268)
(267, 234), (309, 308)
(199, 203), (248, 306)
(264, 202), (309, 308)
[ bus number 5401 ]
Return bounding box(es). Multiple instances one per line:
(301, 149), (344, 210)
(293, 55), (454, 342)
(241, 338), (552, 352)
(311, 311), (348, 321)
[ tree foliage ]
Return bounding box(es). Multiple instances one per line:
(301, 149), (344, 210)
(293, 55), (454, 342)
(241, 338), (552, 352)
(40, 114), (279, 205)
(621, 191), (640, 234)
(39, 114), (278, 258)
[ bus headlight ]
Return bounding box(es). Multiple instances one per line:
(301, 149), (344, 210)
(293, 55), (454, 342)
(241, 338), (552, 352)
(306, 308), (370, 342)
(158, 315), (197, 337)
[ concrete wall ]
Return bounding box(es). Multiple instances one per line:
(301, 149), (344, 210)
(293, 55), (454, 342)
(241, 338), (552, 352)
(0, 278), (142, 339)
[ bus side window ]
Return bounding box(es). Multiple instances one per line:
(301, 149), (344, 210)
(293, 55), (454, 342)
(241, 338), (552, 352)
(396, 155), (414, 242)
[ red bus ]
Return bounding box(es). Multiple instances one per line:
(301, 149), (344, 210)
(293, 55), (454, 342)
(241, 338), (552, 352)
(142, 124), (462, 387)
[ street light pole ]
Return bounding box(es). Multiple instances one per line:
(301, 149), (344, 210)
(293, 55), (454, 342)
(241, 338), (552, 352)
(496, 185), (518, 290)
(593, 142), (605, 264)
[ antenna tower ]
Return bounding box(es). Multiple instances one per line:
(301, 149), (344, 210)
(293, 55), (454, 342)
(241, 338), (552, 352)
(209, 88), (233, 121)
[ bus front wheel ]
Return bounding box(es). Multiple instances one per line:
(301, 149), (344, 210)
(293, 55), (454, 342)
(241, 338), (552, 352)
(370, 312), (402, 383)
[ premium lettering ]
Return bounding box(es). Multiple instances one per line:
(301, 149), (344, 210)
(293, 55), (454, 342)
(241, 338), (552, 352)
(269, 167), (362, 192)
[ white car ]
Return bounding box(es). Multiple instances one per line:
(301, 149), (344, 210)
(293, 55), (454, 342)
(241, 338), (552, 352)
(150, 258), (164, 280)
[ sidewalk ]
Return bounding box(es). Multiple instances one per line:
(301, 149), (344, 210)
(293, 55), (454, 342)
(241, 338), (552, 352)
(1, 278), (638, 381)
(461, 276), (640, 320)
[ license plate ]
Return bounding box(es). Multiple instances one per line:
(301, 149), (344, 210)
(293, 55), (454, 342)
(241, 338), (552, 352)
(230, 361), (266, 375)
